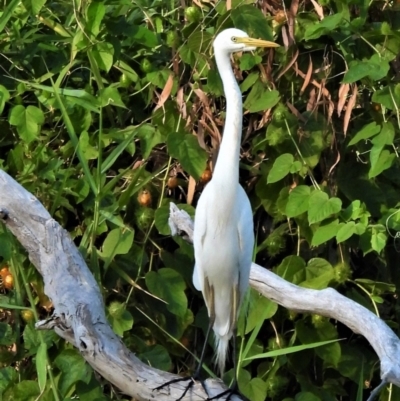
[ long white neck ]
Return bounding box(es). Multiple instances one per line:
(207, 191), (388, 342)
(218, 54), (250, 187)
(212, 51), (242, 186)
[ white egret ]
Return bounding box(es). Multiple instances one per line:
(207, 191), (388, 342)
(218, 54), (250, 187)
(156, 28), (278, 400)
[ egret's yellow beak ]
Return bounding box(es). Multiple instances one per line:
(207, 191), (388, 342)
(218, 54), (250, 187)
(236, 37), (280, 48)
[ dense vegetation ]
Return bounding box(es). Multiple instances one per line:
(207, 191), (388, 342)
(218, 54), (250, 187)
(1, 0), (400, 400)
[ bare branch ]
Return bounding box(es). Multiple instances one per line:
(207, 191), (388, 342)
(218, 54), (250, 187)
(0, 170), (240, 401)
(168, 203), (400, 391)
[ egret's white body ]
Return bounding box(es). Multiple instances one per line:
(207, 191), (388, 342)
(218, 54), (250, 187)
(192, 28), (278, 375)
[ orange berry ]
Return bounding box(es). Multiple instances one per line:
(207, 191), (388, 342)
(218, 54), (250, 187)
(4, 274), (13, 290)
(274, 10), (287, 24)
(137, 189), (152, 207)
(200, 169), (212, 184)
(0, 267), (10, 279)
(167, 176), (179, 189)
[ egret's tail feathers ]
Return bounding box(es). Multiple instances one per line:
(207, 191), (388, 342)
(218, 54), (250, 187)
(215, 334), (230, 376)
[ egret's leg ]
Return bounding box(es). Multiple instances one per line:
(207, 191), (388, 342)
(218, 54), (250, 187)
(207, 328), (239, 401)
(153, 283), (216, 400)
(208, 285), (248, 401)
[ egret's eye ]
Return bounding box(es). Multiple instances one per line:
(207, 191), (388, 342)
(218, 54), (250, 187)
(231, 36), (237, 43)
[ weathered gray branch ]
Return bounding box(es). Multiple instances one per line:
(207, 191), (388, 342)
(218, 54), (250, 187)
(1, 168), (399, 401)
(0, 170), (238, 401)
(168, 203), (400, 395)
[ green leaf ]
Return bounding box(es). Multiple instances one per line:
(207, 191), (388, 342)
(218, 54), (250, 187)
(369, 149), (395, 178)
(101, 127), (137, 173)
(99, 86), (125, 108)
(145, 268), (188, 317)
(348, 122), (381, 146)
(342, 55), (390, 83)
(167, 132), (207, 179)
(371, 84), (400, 110)
(240, 53), (262, 71)
(308, 191), (342, 224)
(99, 228), (134, 270)
(36, 343), (47, 391)
(131, 26), (158, 47)
(0, 322), (14, 346)
(107, 301), (134, 336)
(55, 349), (92, 397)
(245, 293), (277, 334)
(92, 42), (114, 72)
(23, 0), (47, 14)
(275, 255), (306, 284)
(139, 344), (172, 371)
(0, 85), (10, 115)
(0, 0), (20, 34)
(207, 69), (223, 96)
(9, 105), (44, 143)
(6, 380), (40, 400)
(286, 185), (311, 217)
(241, 377), (268, 401)
(187, 30), (213, 54)
(304, 12), (343, 40)
(0, 367), (17, 394)
(79, 131), (99, 160)
(311, 219), (340, 246)
(231, 5), (274, 40)
(301, 258), (335, 289)
(244, 80), (280, 112)
(371, 229), (387, 253)
(336, 221), (356, 243)
(243, 339), (340, 361)
(267, 153), (294, 183)
(296, 392), (321, 401)
(86, 1), (105, 37)
(296, 319), (341, 366)
(240, 72), (259, 92)
(137, 125), (164, 159)
(371, 121), (394, 146)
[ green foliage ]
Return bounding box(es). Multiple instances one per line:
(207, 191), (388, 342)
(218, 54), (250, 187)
(0, 0), (399, 400)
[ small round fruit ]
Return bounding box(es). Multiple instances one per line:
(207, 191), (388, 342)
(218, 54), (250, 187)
(140, 58), (154, 73)
(4, 274), (13, 290)
(135, 207), (154, 231)
(21, 309), (34, 323)
(166, 31), (180, 47)
(167, 176), (179, 189)
(0, 267), (10, 279)
(372, 103), (381, 111)
(200, 168), (212, 184)
(119, 73), (132, 88)
(137, 189), (152, 207)
(274, 10), (287, 24)
(184, 6), (201, 23)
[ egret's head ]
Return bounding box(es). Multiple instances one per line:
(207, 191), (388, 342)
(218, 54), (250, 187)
(213, 28), (279, 55)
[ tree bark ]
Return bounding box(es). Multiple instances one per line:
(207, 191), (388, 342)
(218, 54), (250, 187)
(1, 170), (399, 401)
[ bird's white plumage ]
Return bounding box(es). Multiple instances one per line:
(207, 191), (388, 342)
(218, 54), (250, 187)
(192, 28), (256, 375)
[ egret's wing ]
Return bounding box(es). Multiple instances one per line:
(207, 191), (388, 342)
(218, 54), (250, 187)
(192, 264), (201, 291)
(192, 186), (211, 292)
(236, 186), (255, 299)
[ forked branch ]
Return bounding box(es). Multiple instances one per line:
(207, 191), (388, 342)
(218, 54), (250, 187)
(1, 169), (399, 401)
